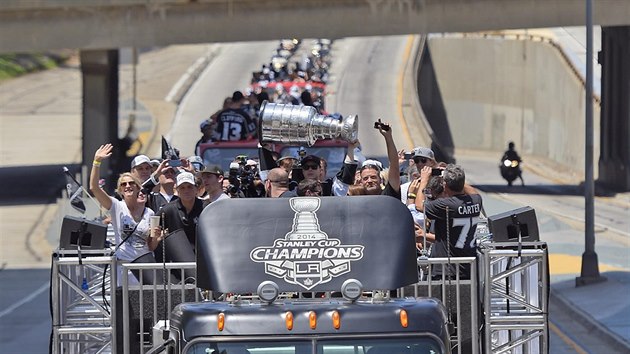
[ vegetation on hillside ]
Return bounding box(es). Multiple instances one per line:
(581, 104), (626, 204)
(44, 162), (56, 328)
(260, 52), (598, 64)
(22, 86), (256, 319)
(0, 52), (71, 81)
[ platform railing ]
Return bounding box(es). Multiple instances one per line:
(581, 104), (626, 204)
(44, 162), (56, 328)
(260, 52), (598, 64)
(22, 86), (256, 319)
(120, 261), (201, 354)
(478, 241), (549, 354)
(51, 250), (116, 354)
(400, 257), (479, 354)
(52, 243), (547, 354)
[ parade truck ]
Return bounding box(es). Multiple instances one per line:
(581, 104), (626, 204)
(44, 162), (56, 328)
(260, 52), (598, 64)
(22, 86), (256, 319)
(148, 198), (548, 354)
(51, 197), (549, 354)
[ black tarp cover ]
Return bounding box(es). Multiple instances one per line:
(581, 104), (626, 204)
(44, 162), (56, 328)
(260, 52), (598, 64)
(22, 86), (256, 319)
(196, 196), (417, 292)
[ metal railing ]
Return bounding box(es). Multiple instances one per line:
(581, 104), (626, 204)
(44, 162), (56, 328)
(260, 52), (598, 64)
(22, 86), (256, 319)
(478, 242), (549, 354)
(51, 251), (116, 354)
(119, 257), (480, 354)
(401, 257), (479, 354)
(119, 261), (202, 354)
(53, 244), (547, 354)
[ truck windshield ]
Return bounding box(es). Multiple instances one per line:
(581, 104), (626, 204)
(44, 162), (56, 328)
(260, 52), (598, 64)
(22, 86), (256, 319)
(186, 337), (443, 354)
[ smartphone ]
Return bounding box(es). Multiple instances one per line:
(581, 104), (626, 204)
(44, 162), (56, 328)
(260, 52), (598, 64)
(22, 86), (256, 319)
(373, 121), (391, 131)
(431, 168), (443, 176)
(404, 152), (413, 160)
(169, 159), (182, 167)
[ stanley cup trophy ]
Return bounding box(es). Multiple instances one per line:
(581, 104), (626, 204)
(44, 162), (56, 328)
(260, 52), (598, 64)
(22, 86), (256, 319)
(259, 101), (358, 146)
(285, 197), (327, 241)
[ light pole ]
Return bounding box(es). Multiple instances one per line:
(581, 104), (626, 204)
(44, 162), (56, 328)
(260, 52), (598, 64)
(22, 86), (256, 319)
(576, 0), (606, 286)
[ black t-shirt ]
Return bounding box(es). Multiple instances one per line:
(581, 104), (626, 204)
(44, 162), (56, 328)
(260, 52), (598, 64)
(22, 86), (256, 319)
(213, 108), (256, 141)
(148, 192), (177, 215)
(159, 198), (204, 248)
(279, 190), (297, 198)
(425, 193), (483, 278)
(381, 182), (401, 200)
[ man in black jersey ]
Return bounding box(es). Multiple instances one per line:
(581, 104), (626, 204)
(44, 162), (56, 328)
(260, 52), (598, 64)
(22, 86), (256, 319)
(415, 164), (482, 279)
(212, 91), (257, 141)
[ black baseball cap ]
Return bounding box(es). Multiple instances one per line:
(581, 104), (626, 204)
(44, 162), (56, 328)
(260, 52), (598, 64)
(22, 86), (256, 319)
(301, 155), (321, 166)
(200, 165), (224, 176)
(232, 91), (245, 102)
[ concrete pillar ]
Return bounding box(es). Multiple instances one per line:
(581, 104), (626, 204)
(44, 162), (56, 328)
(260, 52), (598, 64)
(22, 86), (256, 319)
(80, 50), (119, 192)
(598, 26), (630, 191)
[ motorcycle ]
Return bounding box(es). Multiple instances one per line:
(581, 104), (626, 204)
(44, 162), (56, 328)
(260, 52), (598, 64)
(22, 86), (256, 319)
(500, 159), (521, 186)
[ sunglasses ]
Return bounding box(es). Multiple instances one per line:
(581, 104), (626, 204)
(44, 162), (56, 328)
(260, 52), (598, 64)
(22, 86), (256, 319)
(413, 157), (428, 164)
(303, 164), (319, 170)
(120, 181), (138, 188)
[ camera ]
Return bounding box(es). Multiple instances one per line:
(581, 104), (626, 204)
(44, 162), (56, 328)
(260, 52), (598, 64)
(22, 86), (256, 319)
(373, 120), (390, 131)
(226, 155), (263, 198)
(431, 168), (443, 177)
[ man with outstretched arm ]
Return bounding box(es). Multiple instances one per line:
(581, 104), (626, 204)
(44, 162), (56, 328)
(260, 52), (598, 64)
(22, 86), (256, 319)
(358, 120), (401, 199)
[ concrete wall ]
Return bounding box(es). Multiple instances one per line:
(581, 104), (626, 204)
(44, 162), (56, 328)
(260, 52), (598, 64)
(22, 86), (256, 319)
(3, 0), (630, 53)
(427, 36), (601, 177)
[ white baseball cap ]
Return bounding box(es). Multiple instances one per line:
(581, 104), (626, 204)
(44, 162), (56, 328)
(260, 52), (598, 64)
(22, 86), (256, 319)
(131, 155), (151, 169)
(176, 172), (196, 187)
(361, 159), (383, 171)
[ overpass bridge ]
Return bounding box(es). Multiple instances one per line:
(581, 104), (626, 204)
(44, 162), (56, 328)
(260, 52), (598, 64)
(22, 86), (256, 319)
(1, 0), (629, 190)
(1, 0), (630, 51)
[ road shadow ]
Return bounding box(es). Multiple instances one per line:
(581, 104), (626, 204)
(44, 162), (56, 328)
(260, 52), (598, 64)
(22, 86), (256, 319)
(474, 183), (581, 196)
(0, 164), (80, 206)
(473, 183), (619, 197)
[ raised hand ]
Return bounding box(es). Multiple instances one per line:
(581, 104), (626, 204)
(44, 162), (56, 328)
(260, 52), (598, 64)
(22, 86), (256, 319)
(375, 119), (392, 138)
(94, 143), (113, 162)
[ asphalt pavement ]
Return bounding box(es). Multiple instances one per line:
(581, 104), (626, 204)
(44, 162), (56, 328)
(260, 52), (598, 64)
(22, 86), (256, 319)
(0, 36), (629, 353)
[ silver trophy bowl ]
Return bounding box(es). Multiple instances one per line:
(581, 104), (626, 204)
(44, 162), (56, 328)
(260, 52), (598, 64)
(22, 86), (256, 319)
(259, 101), (358, 146)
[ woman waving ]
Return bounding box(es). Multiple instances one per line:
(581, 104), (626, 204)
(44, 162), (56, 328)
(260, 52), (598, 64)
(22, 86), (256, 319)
(89, 143), (161, 284)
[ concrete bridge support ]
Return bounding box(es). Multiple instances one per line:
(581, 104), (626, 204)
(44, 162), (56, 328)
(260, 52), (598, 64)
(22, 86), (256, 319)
(598, 26), (630, 191)
(80, 50), (120, 191)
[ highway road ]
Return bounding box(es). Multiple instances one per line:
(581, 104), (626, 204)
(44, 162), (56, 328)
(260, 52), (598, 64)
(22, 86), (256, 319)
(169, 40), (280, 157)
(1, 36), (628, 353)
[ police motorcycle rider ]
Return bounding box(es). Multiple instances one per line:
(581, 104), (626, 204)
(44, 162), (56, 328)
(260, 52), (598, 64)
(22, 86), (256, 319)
(500, 142), (524, 187)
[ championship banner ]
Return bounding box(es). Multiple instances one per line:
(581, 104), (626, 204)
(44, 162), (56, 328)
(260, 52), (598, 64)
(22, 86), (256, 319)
(196, 196), (417, 293)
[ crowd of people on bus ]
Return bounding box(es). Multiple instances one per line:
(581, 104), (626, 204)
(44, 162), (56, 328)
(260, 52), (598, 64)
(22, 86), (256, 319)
(89, 111), (483, 284)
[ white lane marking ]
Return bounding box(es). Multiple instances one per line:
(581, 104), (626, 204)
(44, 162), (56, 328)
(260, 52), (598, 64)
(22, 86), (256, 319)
(166, 46), (219, 142)
(0, 282), (48, 318)
(165, 56), (209, 103)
